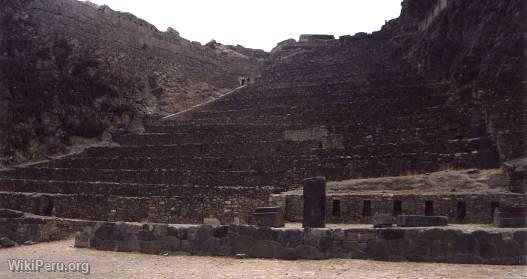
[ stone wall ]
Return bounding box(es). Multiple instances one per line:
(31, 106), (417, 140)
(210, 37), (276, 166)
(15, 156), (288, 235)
(0, 209), (89, 247)
(261, 0), (526, 166)
(280, 193), (527, 224)
(76, 221), (527, 265)
(0, 185), (279, 224)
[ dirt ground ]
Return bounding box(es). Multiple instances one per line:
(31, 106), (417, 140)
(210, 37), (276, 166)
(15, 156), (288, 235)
(0, 239), (525, 279)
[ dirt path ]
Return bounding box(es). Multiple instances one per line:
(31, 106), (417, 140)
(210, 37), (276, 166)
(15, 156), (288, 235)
(0, 239), (525, 279)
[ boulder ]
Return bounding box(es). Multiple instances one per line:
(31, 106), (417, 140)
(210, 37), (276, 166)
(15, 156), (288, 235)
(0, 237), (17, 248)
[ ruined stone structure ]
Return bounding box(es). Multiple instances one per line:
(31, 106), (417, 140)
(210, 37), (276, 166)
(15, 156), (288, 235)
(74, 221), (526, 264)
(0, 0), (526, 263)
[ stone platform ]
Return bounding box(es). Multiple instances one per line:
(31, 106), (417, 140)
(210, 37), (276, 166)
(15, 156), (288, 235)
(75, 221), (527, 265)
(1, 210), (525, 265)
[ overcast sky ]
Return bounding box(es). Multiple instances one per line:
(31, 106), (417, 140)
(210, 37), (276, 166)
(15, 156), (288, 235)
(87, 0), (403, 51)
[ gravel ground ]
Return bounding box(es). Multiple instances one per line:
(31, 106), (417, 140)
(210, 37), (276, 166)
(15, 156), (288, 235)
(0, 239), (525, 279)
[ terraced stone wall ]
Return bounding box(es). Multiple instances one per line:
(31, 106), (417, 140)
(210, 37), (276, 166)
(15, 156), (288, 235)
(0, 185), (279, 224)
(281, 193), (527, 224)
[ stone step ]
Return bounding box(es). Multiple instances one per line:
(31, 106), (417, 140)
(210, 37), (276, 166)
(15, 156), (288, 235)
(207, 93), (452, 112)
(0, 167), (300, 186)
(83, 141), (318, 158)
(341, 137), (496, 154)
(37, 155), (319, 171)
(116, 130), (286, 145)
(0, 179), (283, 197)
(156, 112), (482, 132)
(314, 151), (498, 177)
(187, 97), (462, 119)
(145, 124), (293, 134)
(163, 105), (484, 130)
(215, 81), (451, 101)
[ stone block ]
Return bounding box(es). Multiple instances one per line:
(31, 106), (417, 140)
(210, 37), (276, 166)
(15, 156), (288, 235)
(114, 237), (140, 252)
(513, 230), (527, 243)
(281, 229), (304, 247)
(372, 214), (396, 228)
(93, 239), (116, 251)
(254, 226), (278, 240)
(332, 229), (345, 241)
(94, 223), (116, 240)
(231, 235), (254, 255)
(493, 207), (527, 228)
(308, 228), (331, 238)
(213, 226), (229, 238)
(396, 215), (448, 227)
(153, 224), (168, 236)
(238, 225), (256, 237)
(138, 240), (163, 254)
(293, 244), (323, 259)
(252, 207), (285, 227)
(357, 232), (377, 242)
(365, 239), (388, 258)
(345, 231), (359, 241)
(74, 232), (90, 248)
(342, 240), (360, 250)
(193, 226), (213, 245)
(0, 237), (17, 247)
(378, 229), (406, 240)
(251, 240), (283, 258)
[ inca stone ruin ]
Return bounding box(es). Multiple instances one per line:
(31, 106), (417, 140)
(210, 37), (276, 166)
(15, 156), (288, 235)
(0, 0), (526, 273)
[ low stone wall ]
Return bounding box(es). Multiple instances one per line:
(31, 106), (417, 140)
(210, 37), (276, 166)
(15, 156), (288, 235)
(281, 193), (527, 224)
(76, 221), (527, 265)
(0, 185), (277, 224)
(0, 210), (91, 248)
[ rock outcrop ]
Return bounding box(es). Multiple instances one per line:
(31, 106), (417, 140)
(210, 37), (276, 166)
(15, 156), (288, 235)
(0, 0), (268, 165)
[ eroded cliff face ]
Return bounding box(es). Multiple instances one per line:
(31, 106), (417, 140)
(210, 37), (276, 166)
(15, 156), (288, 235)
(0, 0), (268, 165)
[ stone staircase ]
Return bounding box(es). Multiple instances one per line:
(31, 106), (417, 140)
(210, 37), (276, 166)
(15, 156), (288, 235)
(0, 73), (501, 225)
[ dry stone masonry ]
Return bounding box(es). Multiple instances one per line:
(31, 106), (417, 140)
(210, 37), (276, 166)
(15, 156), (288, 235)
(73, 220), (527, 265)
(0, 0), (525, 265)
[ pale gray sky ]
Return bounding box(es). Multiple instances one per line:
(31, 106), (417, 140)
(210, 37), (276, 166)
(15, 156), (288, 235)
(87, 0), (403, 51)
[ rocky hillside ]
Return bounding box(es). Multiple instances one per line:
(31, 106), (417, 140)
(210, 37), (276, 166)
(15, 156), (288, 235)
(0, 0), (268, 165)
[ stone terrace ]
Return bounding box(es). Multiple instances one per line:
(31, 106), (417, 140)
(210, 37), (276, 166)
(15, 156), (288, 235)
(0, 74), (516, 225)
(0, 0), (524, 229)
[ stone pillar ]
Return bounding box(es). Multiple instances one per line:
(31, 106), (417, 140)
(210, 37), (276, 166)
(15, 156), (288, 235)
(303, 177), (326, 228)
